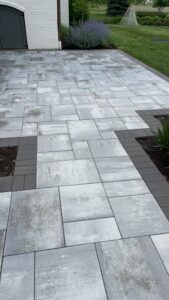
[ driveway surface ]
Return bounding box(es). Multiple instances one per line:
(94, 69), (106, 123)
(0, 50), (169, 299)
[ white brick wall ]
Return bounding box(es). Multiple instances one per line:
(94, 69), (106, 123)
(0, 0), (63, 49)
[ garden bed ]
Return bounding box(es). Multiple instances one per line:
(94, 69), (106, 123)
(138, 115), (169, 182)
(0, 147), (17, 177)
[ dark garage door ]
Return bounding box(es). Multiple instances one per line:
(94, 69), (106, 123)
(0, 5), (27, 49)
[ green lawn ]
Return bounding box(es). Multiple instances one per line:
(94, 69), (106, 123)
(110, 25), (169, 77)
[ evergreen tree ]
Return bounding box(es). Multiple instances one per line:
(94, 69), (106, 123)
(107, 0), (129, 16)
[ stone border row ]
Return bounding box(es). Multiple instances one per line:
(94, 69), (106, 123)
(0, 136), (37, 192)
(116, 109), (169, 220)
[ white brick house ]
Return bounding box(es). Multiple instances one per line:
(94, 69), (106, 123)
(0, 0), (69, 49)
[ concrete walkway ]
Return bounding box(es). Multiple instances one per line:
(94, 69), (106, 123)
(0, 50), (169, 299)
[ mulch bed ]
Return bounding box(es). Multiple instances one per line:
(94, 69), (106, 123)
(0, 147), (18, 177)
(138, 115), (169, 182)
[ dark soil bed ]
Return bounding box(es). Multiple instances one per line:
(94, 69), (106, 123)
(0, 147), (18, 177)
(138, 115), (169, 182)
(138, 137), (169, 182)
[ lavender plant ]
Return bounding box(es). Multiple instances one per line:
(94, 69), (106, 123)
(66, 21), (110, 49)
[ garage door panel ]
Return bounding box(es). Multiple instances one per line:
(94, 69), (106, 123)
(0, 5), (27, 49)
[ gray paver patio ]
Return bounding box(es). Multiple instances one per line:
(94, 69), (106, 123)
(0, 50), (169, 298)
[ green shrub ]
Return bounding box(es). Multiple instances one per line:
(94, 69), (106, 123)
(136, 11), (167, 18)
(106, 0), (129, 17)
(156, 118), (169, 153)
(60, 25), (69, 41)
(138, 14), (168, 25)
(69, 0), (89, 25)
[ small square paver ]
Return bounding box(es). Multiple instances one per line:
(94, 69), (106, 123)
(24, 106), (51, 122)
(72, 141), (92, 159)
(109, 194), (169, 238)
(38, 122), (68, 135)
(60, 183), (112, 222)
(0, 231), (5, 269)
(96, 237), (169, 300)
(95, 157), (140, 182)
(68, 120), (100, 140)
(38, 135), (71, 152)
(0, 253), (34, 300)
(151, 233), (169, 274)
(35, 244), (107, 300)
(37, 159), (100, 188)
(88, 139), (127, 158)
(5, 188), (64, 255)
(0, 192), (11, 230)
(104, 179), (150, 198)
(64, 217), (121, 246)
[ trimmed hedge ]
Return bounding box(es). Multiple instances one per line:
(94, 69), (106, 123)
(137, 14), (169, 26)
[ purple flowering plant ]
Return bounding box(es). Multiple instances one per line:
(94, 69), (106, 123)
(66, 20), (110, 49)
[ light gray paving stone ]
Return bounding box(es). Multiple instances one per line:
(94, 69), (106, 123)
(38, 93), (73, 105)
(72, 141), (92, 159)
(60, 183), (112, 222)
(5, 188), (64, 255)
(68, 120), (101, 141)
(22, 122), (37, 136)
(35, 244), (107, 300)
(76, 105), (117, 119)
(0, 118), (22, 131)
(88, 139), (127, 158)
(100, 131), (117, 139)
(64, 217), (121, 246)
(0, 253), (34, 300)
(95, 118), (126, 131)
(95, 157), (140, 181)
(104, 179), (150, 198)
(37, 151), (74, 163)
(38, 134), (71, 153)
(0, 130), (21, 138)
(38, 122), (68, 135)
(151, 233), (169, 274)
(109, 194), (169, 238)
(72, 95), (96, 105)
(51, 105), (78, 121)
(0, 231), (5, 270)
(24, 105), (51, 122)
(37, 159), (100, 188)
(0, 192), (11, 230)
(96, 237), (169, 300)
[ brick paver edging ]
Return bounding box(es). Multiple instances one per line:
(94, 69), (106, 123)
(116, 109), (169, 220)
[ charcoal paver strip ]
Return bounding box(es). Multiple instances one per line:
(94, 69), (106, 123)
(116, 109), (169, 219)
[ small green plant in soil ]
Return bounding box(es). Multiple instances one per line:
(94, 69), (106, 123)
(156, 117), (169, 153)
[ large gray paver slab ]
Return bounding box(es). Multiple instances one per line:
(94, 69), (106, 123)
(95, 157), (140, 181)
(24, 105), (51, 122)
(95, 118), (126, 131)
(0, 253), (34, 300)
(96, 237), (169, 300)
(88, 139), (127, 158)
(151, 233), (169, 274)
(76, 104), (117, 119)
(0, 192), (11, 230)
(68, 120), (101, 140)
(5, 188), (64, 255)
(60, 183), (112, 222)
(35, 244), (107, 300)
(64, 217), (121, 246)
(104, 179), (150, 198)
(0, 231), (5, 270)
(38, 122), (68, 135)
(109, 194), (169, 238)
(0, 118), (22, 131)
(38, 134), (71, 152)
(37, 151), (74, 163)
(51, 105), (78, 121)
(37, 159), (100, 188)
